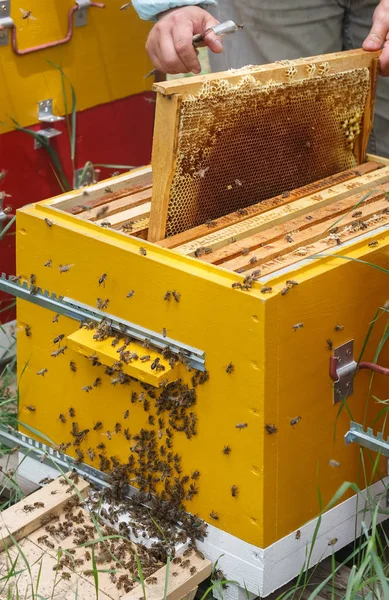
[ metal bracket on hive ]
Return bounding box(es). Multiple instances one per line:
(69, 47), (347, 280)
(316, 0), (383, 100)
(34, 99), (64, 149)
(345, 421), (389, 458)
(0, 273), (205, 371)
(329, 339), (389, 403)
(75, 0), (93, 27)
(0, 1), (14, 48)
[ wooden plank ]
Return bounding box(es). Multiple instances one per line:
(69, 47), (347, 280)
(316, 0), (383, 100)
(51, 166), (152, 213)
(173, 169), (389, 257)
(153, 49), (381, 98)
(158, 162), (381, 250)
(0, 474), (89, 550)
(218, 190), (388, 271)
(223, 196), (389, 272)
(122, 550), (212, 600)
(72, 185), (151, 218)
(82, 187), (152, 221)
(147, 93), (182, 242)
(0, 537), (113, 600)
(249, 210), (389, 278)
(357, 58), (379, 163)
(95, 202), (151, 226)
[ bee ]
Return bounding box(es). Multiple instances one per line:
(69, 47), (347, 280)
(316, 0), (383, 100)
(124, 428), (131, 440)
(75, 449), (84, 464)
(290, 416), (302, 426)
(59, 264), (74, 273)
(87, 448), (95, 461)
(61, 572), (71, 580)
(328, 459), (340, 468)
(328, 538), (338, 547)
(210, 511), (219, 520)
(120, 3), (131, 9)
(51, 346), (67, 357)
(148, 415), (155, 425)
(140, 355), (150, 362)
(70, 361), (77, 372)
(368, 240), (379, 247)
(226, 362), (234, 374)
(97, 443), (105, 450)
(52, 314), (60, 323)
(151, 357), (161, 370)
(100, 221), (111, 228)
(98, 273), (107, 286)
(281, 286), (290, 296)
(295, 530), (301, 540)
(181, 560), (190, 568)
(23, 504), (35, 512)
(106, 431), (112, 440)
(93, 421), (103, 431)
(59, 414), (66, 423)
(139, 247), (147, 256)
(96, 206), (109, 219)
(28, 274), (36, 286)
(126, 290), (135, 298)
(93, 377), (102, 387)
(261, 286), (272, 294)
(231, 485), (238, 497)
(282, 191), (290, 198)
(34, 502), (44, 508)
(236, 423), (248, 429)
(26, 405), (36, 412)
(172, 572), (179, 577)
(172, 291), (181, 303)
(53, 334), (65, 344)
(286, 280), (298, 286)
(44, 259), (53, 267)
(131, 391), (137, 403)
(124, 410), (130, 419)
(82, 385), (92, 393)
(44, 218), (53, 227)
(122, 221), (135, 231)
(249, 256), (258, 265)
(25, 324), (32, 337)
(352, 210), (362, 218)
(146, 577), (157, 584)
(114, 423), (121, 433)
(164, 291), (171, 301)
(292, 323), (304, 331)
(97, 298), (110, 310)
(222, 445), (231, 455)
(191, 470), (200, 480)
(265, 423), (277, 434)
(37, 368), (47, 376)
(334, 323), (344, 331)
(68, 407), (75, 418)
(162, 327), (167, 338)
(285, 233), (294, 243)
(205, 219), (217, 228)
(104, 187), (113, 193)
(326, 339), (333, 351)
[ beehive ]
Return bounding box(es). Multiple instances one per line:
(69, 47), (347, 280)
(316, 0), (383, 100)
(13, 49), (389, 597)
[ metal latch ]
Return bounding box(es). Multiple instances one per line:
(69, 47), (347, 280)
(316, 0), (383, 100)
(76, 0), (92, 27)
(35, 99), (64, 149)
(345, 421), (389, 457)
(0, 1), (14, 47)
(330, 339), (389, 403)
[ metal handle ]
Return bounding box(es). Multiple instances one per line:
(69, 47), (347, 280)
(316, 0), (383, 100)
(330, 356), (389, 382)
(9, 2), (104, 56)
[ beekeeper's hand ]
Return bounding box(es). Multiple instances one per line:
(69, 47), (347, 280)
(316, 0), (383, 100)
(363, 0), (389, 75)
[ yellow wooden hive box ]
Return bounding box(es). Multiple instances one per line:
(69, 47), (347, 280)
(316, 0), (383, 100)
(8, 49), (389, 598)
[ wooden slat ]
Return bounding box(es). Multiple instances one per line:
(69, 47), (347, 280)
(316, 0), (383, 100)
(80, 187), (152, 221)
(122, 550), (212, 600)
(158, 162), (381, 250)
(0, 474), (89, 550)
(250, 210), (389, 278)
(153, 49), (381, 98)
(218, 190), (387, 271)
(357, 58), (379, 163)
(95, 202), (151, 226)
(51, 166), (152, 212)
(148, 94), (182, 242)
(174, 169), (389, 257)
(224, 196), (389, 272)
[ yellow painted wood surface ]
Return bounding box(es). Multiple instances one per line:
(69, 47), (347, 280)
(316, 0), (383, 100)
(15, 184), (389, 549)
(0, 1), (152, 132)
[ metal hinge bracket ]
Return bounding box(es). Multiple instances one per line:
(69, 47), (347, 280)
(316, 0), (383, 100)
(35, 99), (64, 149)
(0, 1), (14, 47)
(330, 340), (356, 403)
(76, 0), (91, 27)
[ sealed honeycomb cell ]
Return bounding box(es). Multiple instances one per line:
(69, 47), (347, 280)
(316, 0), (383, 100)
(164, 69), (370, 237)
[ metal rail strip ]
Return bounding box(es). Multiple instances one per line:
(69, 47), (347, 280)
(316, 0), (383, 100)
(0, 273), (205, 371)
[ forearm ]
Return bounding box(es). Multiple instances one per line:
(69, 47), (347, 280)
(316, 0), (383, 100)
(132, 0), (216, 21)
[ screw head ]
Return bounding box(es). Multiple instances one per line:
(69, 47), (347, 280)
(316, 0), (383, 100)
(1, 5), (6, 11)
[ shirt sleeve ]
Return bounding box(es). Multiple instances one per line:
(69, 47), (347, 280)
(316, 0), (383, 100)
(131, 0), (217, 21)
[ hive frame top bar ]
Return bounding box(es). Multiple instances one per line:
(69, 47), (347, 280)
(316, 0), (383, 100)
(153, 48), (381, 97)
